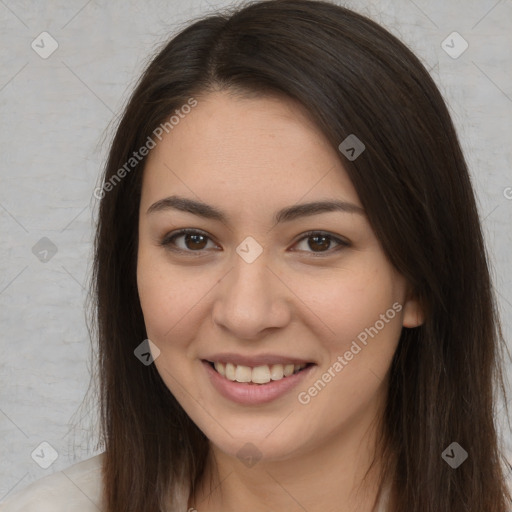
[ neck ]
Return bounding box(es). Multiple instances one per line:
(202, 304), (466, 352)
(188, 405), (391, 512)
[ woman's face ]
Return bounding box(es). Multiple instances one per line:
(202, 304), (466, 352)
(137, 91), (422, 463)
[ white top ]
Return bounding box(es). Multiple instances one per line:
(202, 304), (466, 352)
(0, 453), (107, 512)
(0, 451), (510, 511)
(0, 452), (187, 512)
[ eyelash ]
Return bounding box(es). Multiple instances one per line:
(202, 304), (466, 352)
(159, 229), (350, 256)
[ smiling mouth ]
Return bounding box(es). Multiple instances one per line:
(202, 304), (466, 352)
(205, 360), (314, 385)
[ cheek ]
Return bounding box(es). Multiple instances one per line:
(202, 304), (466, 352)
(136, 250), (218, 349)
(136, 253), (208, 398)
(293, 267), (403, 433)
(291, 260), (403, 348)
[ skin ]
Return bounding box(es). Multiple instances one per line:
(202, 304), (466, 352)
(137, 90), (423, 512)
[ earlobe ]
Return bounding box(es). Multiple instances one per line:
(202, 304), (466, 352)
(402, 297), (424, 328)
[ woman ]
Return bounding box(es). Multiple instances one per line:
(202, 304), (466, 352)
(1, 0), (510, 511)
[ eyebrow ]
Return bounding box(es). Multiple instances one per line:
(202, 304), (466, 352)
(146, 195), (365, 225)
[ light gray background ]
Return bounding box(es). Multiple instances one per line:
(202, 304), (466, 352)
(1, 0), (511, 500)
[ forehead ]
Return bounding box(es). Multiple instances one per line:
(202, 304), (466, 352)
(140, 91), (361, 212)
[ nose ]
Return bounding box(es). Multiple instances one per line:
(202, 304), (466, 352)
(211, 250), (291, 340)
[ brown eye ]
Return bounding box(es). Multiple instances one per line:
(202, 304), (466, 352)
(307, 234), (331, 252)
(293, 231), (349, 255)
(160, 229), (217, 253)
(183, 233), (208, 250)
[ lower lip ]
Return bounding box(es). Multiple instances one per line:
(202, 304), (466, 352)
(202, 360), (315, 405)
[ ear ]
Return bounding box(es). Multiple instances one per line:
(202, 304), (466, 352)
(402, 294), (424, 328)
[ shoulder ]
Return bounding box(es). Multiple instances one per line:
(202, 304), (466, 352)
(0, 452), (104, 512)
(506, 450), (512, 509)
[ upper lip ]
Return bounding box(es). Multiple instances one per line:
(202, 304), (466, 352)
(203, 353), (315, 367)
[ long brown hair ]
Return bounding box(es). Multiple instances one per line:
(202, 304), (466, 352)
(89, 1), (512, 510)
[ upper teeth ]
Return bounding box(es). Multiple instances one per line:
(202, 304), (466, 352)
(213, 362), (307, 384)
